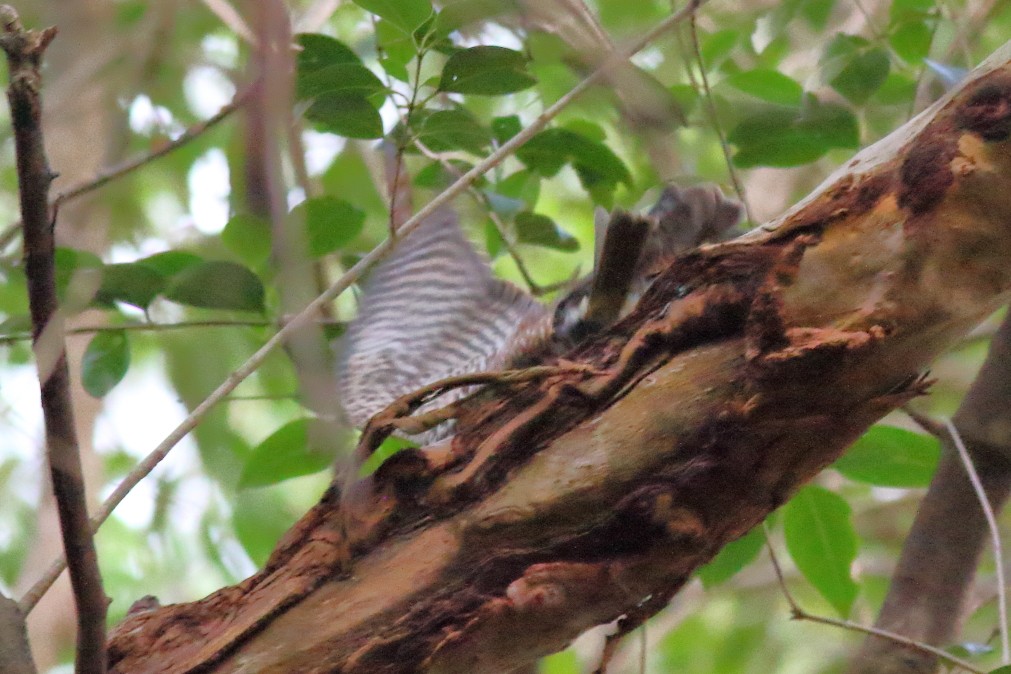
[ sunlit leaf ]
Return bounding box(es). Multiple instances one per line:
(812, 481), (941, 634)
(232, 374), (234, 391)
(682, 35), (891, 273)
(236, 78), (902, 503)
(697, 526), (765, 587)
(353, 0), (433, 34)
(295, 33), (360, 73)
(82, 330), (130, 398)
(164, 261), (265, 312)
(359, 436), (419, 477)
(539, 649), (580, 674)
(138, 251), (204, 278)
(833, 425), (940, 487)
(239, 418), (343, 488)
(438, 46), (536, 95)
(890, 19), (933, 63)
(222, 214), (271, 267)
(233, 490), (297, 566)
(293, 196), (366, 257)
(784, 485), (858, 617)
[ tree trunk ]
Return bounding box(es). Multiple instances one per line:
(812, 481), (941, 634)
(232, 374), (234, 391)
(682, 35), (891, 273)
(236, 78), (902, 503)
(108, 42), (1011, 674)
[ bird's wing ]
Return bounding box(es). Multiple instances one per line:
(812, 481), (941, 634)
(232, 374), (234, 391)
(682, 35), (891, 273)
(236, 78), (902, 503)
(336, 209), (548, 432)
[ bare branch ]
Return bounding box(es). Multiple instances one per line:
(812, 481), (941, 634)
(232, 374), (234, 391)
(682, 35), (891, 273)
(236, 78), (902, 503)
(765, 531), (983, 673)
(0, 6), (107, 672)
(946, 418), (1009, 662)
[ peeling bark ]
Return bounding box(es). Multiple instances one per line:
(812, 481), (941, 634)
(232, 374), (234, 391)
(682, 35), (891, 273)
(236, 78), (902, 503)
(108, 42), (1011, 674)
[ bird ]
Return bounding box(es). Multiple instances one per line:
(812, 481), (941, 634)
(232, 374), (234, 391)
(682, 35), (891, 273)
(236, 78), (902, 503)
(336, 173), (743, 445)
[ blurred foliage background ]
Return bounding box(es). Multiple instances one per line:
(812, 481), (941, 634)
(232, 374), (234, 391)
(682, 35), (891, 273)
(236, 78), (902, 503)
(2, 0), (1010, 671)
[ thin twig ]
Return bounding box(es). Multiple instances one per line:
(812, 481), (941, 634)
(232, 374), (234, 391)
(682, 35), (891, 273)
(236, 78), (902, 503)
(54, 86), (254, 206)
(763, 524), (983, 673)
(687, 10), (754, 225)
(946, 418), (1010, 663)
(0, 7), (107, 672)
(902, 405), (946, 438)
(19, 0), (708, 611)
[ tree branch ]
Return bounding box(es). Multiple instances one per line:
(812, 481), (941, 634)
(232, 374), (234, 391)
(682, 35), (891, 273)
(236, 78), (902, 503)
(107, 41), (1011, 674)
(0, 6), (107, 673)
(0, 596), (36, 674)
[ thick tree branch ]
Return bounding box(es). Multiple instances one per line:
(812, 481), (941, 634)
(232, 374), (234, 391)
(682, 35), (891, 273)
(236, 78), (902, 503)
(849, 313), (1011, 674)
(0, 6), (107, 674)
(106, 42), (1011, 673)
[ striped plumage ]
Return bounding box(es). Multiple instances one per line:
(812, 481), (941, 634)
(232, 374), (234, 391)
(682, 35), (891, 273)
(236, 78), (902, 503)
(336, 208), (551, 440)
(337, 183), (742, 444)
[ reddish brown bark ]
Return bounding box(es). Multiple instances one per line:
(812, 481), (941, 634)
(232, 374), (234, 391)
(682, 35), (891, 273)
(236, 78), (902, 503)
(108, 43), (1011, 674)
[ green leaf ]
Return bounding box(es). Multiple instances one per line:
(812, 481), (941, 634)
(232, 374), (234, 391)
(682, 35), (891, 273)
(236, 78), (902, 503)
(491, 115), (521, 143)
(438, 46), (537, 95)
(233, 490), (297, 566)
(436, 0), (516, 33)
(988, 666), (1011, 674)
(730, 98), (859, 167)
(240, 418), (341, 488)
(800, 0), (836, 29)
(515, 211), (578, 252)
(832, 47), (890, 104)
(697, 526), (765, 587)
(95, 263), (165, 309)
(164, 261), (265, 312)
(724, 69), (804, 106)
(890, 0), (934, 20)
(293, 196), (366, 257)
(890, 19), (933, 63)
(81, 330), (130, 398)
(305, 93), (384, 139)
(515, 128), (630, 198)
(359, 435), (419, 477)
(295, 34), (361, 74)
(138, 251), (203, 278)
(353, 0), (433, 33)
(539, 649), (579, 674)
(783, 485), (858, 617)
(222, 214), (271, 267)
(495, 169), (540, 208)
(699, 29), (739, 67)
(414, 108), (491, 154)
(821, 34), (890, 105)
(374, 19), (416, 81)
(297, 62), (387, 102)
(833, 425), (940, 487)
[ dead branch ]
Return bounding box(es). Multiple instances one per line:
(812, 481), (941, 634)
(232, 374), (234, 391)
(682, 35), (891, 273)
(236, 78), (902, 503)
(105, 41), (1011, 674)
(0, 6), (107, 673)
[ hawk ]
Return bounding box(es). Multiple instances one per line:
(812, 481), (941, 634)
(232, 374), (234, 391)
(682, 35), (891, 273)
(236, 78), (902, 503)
(336, 184), (743, 444)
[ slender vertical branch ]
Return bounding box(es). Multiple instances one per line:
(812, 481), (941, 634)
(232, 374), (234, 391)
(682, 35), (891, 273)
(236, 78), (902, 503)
(0, 6), (107, 674)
